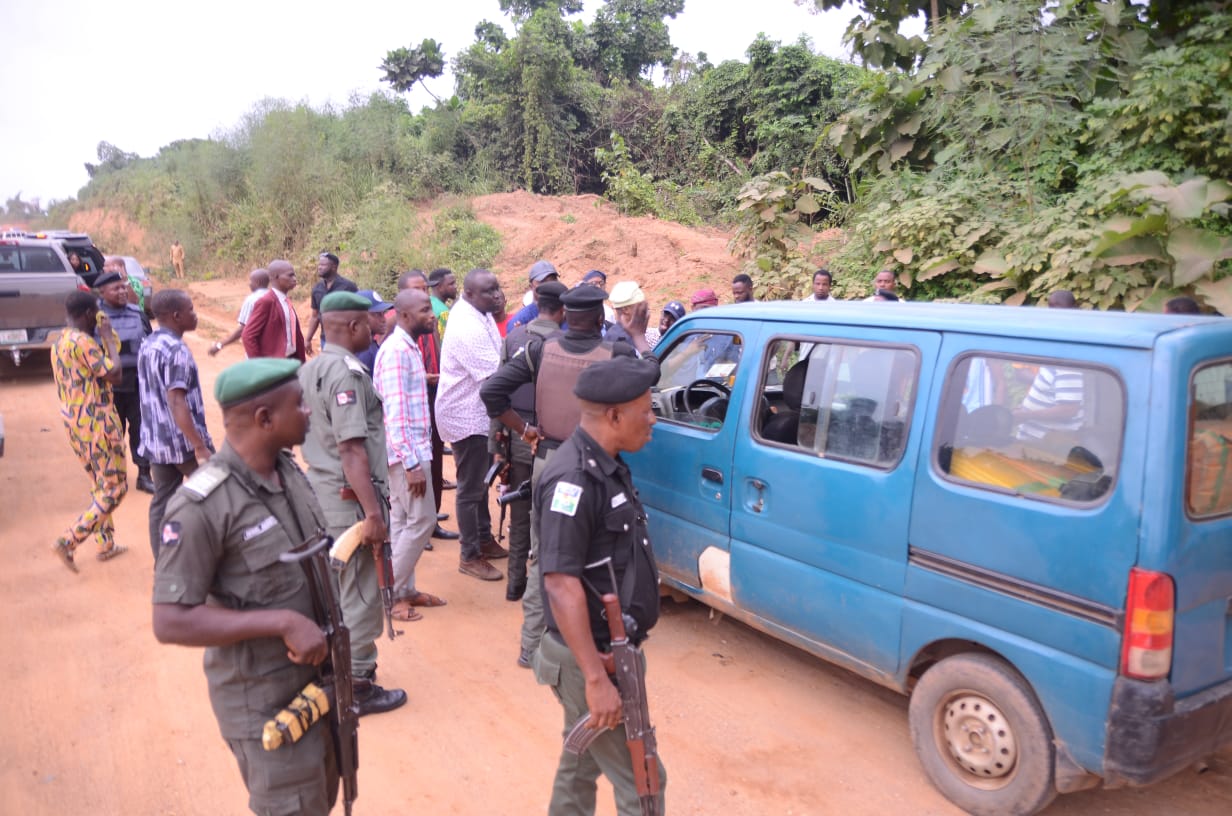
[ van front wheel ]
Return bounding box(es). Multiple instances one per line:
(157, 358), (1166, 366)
(909, 653), (1057, 816)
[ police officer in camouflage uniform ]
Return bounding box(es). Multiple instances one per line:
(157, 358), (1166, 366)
(152, 357), (338, 815)
(535, 355), (667, 815)
(298, 291), (407, 716)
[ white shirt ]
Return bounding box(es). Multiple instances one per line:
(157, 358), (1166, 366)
(271, 287), (296, 356)
(435, 297), (502, 443)
(237, 287), (269, 324)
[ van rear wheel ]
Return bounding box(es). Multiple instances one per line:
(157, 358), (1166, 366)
(909, 653), (1057, 816)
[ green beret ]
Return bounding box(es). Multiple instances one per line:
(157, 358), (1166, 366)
(215, 358), (301, 407)
(320, 291), (372, 313)
(561, 285), (607, 311)
(573, 356), (659, 404)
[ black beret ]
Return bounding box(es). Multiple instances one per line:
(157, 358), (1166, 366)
(215, 358), (301, 407)
(574, 356), (659, 404)
(536, 280), (567, 310)
(561, 285), (607, 311)
(93, 272), (124, 288)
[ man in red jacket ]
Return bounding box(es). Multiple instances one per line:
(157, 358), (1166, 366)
(242, 260), (306, 361)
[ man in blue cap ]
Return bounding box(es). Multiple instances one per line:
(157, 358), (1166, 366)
(507, 259), (561, 332)
(153, 357), (339, 815)
(535, 355), (667, 815)
(298, 291), (407, 716)
(646, 300), (684, 349)
(355, 289), (395, 372)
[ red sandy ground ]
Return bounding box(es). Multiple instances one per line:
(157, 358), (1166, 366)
(2, 194), (1226, 815)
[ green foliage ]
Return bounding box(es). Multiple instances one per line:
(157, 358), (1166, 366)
(595, 132), (699, 224)
(588, 0), (684, 82)
(380, 39), (447, 100)
(730, 171), (838, 298)
(825, 0), (1232, 310)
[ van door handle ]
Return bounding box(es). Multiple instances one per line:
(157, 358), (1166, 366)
(750, 478), (766, 513)
(701, 467), (723, 484)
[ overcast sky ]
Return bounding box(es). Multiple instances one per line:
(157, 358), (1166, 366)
(0, 0), (879, 206)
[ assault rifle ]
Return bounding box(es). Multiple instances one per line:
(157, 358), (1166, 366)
(330, 518), (399, 641)
(563, 558), (661, 816)
(279, 532), (360, 816)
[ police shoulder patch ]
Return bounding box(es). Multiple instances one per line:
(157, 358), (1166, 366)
(550, 481), (583, 517)
(335, 390), (358, 406)
(161, 520), (182, 548)
(183, 463), (230, 499)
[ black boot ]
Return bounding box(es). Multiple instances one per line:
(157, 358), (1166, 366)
(353, 678), (407, 716)
(136, 468), (155, 494)
(505, 577), (527, 602)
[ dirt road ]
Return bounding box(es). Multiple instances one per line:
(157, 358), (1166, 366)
(1, 278), (1229, 815)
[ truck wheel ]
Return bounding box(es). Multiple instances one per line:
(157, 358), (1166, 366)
(909, 653), (1057, 816)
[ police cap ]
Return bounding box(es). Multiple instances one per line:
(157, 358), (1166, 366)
(93, 272), (124, 288)
(320, 291), (372, 313)
(536, 280), (567, 311)
(573, 356), (659, 404)
(215, 358), (301, 407)
(561, 285), (607, 312)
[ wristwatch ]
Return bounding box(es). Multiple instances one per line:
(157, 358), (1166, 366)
(212, 341), (223, 352)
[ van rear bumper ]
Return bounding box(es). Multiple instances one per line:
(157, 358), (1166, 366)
(1104, 674), (1232, 786)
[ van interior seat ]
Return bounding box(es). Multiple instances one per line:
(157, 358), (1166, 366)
(762, 359), (808, 444)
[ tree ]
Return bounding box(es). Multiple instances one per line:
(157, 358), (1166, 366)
(587, 0), (685, 83)
(84, 141), (139, 178)
(380, 39), (447, 102)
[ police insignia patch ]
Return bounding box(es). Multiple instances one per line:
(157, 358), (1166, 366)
(550, 481), (583, 517)
(162, 521), (182, 547)
(336, 390), (357, 406)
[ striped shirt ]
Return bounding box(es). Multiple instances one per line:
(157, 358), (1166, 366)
(373, 326), (433, 468)
(1017, 366), (1085, 440)
(137, 328), (213, 464)
(236, 287), (268, 325)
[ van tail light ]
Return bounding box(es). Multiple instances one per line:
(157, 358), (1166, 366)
(1121, 568), (1175, 680)
(77, 284), (91, 293)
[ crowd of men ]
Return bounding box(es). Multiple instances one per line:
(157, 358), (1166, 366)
(46, 250), (1216, 815)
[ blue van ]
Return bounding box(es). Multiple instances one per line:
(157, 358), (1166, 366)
(629, 302), (1232, 815)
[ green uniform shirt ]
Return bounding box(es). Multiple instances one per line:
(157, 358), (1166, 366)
(298, 344), (389, 529)
(152, 443), (326, 739)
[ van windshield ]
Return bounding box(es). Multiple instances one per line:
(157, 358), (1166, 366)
(1187, 360), (1232, 518)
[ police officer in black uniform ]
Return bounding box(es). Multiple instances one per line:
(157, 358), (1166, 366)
(534, 355), (667, 815)
(481, 284), (656, 668)
(94, 270), (154, 493)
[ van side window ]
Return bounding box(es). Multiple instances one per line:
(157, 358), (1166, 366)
(755, 338), (918, 469)
(1187, 360), (1232, 518)
(651, 331), (743, 430)
(935, 355), (1124, 503)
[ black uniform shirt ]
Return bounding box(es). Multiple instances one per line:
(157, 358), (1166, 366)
(535, 427), (660, 648)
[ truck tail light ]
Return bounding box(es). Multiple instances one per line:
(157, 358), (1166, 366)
(1121, 568), (1174, 680)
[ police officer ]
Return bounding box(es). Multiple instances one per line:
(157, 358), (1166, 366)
(481, 284), (655, 668)
(152, 358), (338, 815)
(535, 355), (667, 815)
(493, 279), (567, 602)
(94, 270), (154, 493)
(298, 291), (406, 715)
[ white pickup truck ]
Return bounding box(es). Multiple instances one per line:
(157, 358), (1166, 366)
(0, 232), (93, 366)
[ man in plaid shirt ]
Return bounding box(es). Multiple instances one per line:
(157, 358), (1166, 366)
(373, 289), (446, 618)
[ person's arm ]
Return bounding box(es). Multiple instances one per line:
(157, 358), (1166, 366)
(337, 439), (388, 545)
(304, 310), (321, 355)
(615, 302), (656, 360)
(93, 313), (124, 385)
(152, 603), (326, 665)
(210, 325), (244, 356)
(166, 387), (211, 462)
(544, 572), (622, 730)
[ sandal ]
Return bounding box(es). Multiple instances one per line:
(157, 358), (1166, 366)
(391, 600), (422, 622)
(97, 544), (128, 562)
(406, 591), (447, 608)
(52, 540), (79, 574)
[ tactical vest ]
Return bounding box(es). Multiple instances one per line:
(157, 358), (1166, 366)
(534, 338), (613, 443)
(508, 322), (559, 420)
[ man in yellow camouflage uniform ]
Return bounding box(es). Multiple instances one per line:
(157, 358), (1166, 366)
(51, 290), (129, 571)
